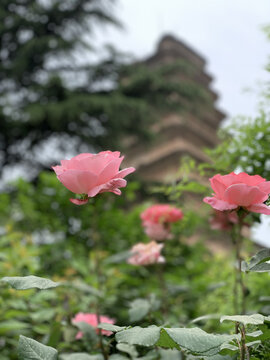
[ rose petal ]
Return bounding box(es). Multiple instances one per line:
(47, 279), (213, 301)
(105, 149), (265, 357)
(114, 167), (136, 179)
(97, 157), (124, 184)
(58, 170), (98, 194)
(76, 331), (83, 340)
(247, 203), (270, 215)
(210, 177), (226, 199)
(203, 196), (238, 211)
(70, 198), (89, 205)
(224, 184), (268, 207)
(88, 178), (127, 197)
(52, 165), (65, 176)
(257, 181), (270, 194)
(233, 172), (266, 186)
(72, 153), (95, 161)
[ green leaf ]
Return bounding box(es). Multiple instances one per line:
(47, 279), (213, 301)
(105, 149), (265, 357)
(2, 276), (60, 290)
(60, 354), (103, 360)
(114, 326), (238, 356)
(158, 349), (182, 360)
(0, 320), (29, 334)
(68, 281), (102, 297)
(98, 323), (127, 332)
(116, 343), (138, 359)
(30, 309), (56, 322)
(220, 314), (267, 325)
(164, 328), (236, 356)
(73, 322), (98, 343)
(128, 299), (152, 322)
(104, 251), (132, 264)
(18, 335), (58, 359)
(241, 249), (270, 273)
(116, 326), (161, 347)
(191, 314), (221, 324)
(156, 328), (180, 350)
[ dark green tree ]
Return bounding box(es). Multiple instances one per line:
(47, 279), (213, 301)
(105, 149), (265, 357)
(0, 0), (153, 178)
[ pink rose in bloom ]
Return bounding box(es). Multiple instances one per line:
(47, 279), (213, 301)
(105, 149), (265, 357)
(128, 241), (165, 266)
(52, 151), (135, 205)
(72, 312), (115, 339)
(141, 204), (183, 241)
(141, 204), (183, 225)
(209, 210), (239, 231)
(203, 172), (270, 215)
(144, 221), (173, 241)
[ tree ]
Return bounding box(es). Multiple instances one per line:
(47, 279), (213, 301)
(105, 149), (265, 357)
(0, 0), (153, 179)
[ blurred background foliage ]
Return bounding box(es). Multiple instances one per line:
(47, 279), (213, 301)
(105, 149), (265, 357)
(1, 0), (270, 359)
(1, 171), (270, 358)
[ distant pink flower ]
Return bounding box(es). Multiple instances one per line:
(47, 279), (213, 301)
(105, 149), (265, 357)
(141, 204), (183, 224)
(144, 221), (173, 241)
(204, 172), (270, 215)
(52, 151), (135, 205)
(72, 312), (115, 339)
(141, 204), (183, 240)
(128, 241), (165, 266)
(209, 210), (239, 231)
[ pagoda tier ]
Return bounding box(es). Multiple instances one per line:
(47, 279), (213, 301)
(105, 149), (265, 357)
(123, 34), (225, 182)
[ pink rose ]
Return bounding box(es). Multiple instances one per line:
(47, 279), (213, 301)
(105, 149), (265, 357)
(203, 172), (270, 215)
(209, 210), (239, 231)
(128, 241), (165, 266)
(144, 221), (173, 241)
(141, 204), (183, 224)
(52, 151), (135, 205)
(72, 312), (115, 339)
(140, 204), (183, 241)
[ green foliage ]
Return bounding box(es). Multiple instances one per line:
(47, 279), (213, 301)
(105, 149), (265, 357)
(101, 324), (238, 357)
(220, 314), (270, 326)
(60, 355), (103, 360)
(120, 61), (212, 114)
(202, 112), (270, 178)
(1, 276), (60, 290)
(242, 249), (270, 273)
(18, 335), (58, 360)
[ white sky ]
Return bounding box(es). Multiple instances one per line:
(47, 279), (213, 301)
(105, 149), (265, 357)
(95, 0), (270, 119)
(95, 0), (270, 246)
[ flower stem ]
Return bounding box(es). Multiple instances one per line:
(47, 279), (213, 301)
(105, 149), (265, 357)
(96, 306), (108, 360)
(232, 216), (246, 315)
(156, 263), (168, 319)
(92, 223), (108, 360)
(239, 324), (249, 360)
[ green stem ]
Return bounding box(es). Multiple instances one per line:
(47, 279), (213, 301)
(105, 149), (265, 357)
(240, 324), (249, 360)
(96, 305), (108, 360)
(94, 253), (108, 360)
(232, 215), (246, 315)
(156, 263), (168, 320)
(92, 217), (108, 360)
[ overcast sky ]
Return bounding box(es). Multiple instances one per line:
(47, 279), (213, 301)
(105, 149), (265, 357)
(95, 0), (270, 246)
(95, 0), (270, 120)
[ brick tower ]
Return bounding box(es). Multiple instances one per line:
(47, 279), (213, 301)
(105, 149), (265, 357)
(123, 34), (225, 183)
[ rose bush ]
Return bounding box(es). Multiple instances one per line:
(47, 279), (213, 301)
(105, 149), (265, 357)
(52, 151), (135, 205)
(203, 172), (270, 214)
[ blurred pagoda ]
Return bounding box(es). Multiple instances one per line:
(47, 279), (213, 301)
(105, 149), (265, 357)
(122, 34), (225, 183)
